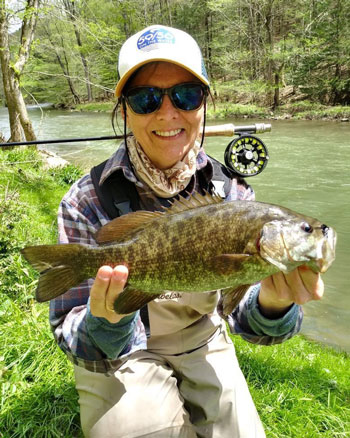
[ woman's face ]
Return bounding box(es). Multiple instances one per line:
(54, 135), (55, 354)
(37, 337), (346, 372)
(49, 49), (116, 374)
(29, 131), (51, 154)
(124, 62), (204, 170)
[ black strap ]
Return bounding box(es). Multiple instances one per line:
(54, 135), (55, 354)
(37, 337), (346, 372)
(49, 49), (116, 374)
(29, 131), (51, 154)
(90, 160), (140, 219)
(208, 155), (233, 197)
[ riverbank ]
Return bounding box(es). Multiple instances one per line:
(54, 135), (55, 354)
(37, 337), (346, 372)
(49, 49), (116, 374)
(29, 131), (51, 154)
(69, 99), (350, 122)
(0, 147), (349, 437)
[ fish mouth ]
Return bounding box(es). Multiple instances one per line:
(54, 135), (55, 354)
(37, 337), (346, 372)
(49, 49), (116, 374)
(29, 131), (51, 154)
(256, 236), (261, 252)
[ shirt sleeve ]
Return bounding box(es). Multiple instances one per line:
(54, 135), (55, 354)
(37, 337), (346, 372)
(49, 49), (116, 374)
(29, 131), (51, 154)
(49, 175), (146, 372)
(226, 284), (303, 345)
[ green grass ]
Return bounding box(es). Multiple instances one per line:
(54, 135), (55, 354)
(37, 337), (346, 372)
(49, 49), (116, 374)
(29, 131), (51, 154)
(232, 335), (350, 437)
(74, 101), (115, 112)
(207, 102), (270, 119)
(0, 147), (349, 437)
(0, 148), (82, 437)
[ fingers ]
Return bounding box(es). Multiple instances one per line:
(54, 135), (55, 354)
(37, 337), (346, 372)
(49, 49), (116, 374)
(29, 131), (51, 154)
(105, 265), (129, 311)
(90, 265), (130, 323)
(297, 266), (324, 301)
(259, 266), (325, 317)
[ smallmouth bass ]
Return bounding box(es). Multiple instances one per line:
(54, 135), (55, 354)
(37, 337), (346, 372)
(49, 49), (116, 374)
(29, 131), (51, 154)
(21, 192), (336, 315)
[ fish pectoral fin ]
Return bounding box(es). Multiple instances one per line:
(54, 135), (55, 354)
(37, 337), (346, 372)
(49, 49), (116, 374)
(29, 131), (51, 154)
(212, 254), (251, 275)
(113, 287), (160, 314)
(218, 284), (251, 317)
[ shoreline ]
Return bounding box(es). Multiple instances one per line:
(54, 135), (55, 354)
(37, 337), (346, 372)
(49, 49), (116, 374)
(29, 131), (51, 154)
(63, 100), (350, 122)
(38, 148), (69, 168)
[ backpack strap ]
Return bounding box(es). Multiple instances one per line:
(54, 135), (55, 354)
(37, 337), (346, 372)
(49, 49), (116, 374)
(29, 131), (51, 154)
(90, 160), (140, 219)
(207, 155), (233, 198)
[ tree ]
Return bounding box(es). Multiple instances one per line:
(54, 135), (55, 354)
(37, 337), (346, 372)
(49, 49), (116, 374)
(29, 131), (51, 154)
(42, 21), (81, 104)
(0, 0), (40, 143)
(62, 0), (93, 101)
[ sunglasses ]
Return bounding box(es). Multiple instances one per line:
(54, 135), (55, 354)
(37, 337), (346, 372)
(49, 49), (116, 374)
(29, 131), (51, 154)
(123, 82), (208, 115)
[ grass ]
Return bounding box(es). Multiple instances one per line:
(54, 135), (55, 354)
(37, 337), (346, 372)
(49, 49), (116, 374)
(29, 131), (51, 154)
(74, 101), (115, 112)
(0, 148), (82, 437)
(0, 147), (349, 437)
(233, 335), (350, 437)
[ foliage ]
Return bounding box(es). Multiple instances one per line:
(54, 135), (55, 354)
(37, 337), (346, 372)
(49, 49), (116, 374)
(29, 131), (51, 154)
(8, 0), (347, 109)
(49, 163), (84, 186)
(75, 101), (115, 112)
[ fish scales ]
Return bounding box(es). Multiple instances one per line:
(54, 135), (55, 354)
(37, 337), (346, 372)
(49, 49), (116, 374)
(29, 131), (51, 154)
(21, 192), (336, 315)
(118, 204), (256, 291)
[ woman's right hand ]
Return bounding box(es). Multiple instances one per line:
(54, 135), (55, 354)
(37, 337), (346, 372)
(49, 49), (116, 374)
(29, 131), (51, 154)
(90, 265), (131, 323)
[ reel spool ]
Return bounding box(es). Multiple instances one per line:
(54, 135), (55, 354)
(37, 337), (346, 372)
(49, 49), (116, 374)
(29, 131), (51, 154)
(224, 134), (269, 177)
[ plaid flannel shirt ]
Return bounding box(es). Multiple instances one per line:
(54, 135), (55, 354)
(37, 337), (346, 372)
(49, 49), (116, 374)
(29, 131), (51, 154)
(50, 142), (303, 374)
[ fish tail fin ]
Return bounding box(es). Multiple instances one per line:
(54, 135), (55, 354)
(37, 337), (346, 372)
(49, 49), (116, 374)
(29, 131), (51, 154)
(21, 244), (87, 302)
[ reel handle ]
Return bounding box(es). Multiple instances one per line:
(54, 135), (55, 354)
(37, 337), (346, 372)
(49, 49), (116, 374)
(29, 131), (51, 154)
(204, 123), (271, 137)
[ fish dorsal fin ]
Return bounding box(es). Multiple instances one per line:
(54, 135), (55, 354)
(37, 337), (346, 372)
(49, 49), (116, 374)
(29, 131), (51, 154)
(164, 191), (223, 215)
(96, 211), (162, 244)
(96, 192), (222, 244)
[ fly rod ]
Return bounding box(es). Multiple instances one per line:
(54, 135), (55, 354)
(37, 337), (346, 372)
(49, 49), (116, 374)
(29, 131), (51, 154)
(0, 123), (271, 148)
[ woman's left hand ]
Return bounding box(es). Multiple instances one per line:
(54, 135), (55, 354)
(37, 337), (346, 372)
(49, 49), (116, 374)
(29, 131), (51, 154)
(258, 266), (324, 318)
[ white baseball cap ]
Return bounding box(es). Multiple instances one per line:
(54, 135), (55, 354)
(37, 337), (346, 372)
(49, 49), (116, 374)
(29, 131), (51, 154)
(115, 25), (209, 97)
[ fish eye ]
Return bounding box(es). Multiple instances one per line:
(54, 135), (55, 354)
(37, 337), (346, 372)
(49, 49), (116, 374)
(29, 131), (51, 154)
(301, 222), (313, 233)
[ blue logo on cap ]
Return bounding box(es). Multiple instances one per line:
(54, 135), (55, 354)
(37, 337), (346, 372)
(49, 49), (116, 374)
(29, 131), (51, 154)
(137, 28), (175, 50)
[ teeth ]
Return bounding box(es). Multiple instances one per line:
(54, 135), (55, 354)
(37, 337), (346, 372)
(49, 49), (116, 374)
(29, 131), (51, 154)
(155, 129), (182, 137)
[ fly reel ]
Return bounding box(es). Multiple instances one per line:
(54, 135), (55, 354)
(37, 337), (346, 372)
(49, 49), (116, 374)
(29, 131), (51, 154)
(224, 134), (269, 177)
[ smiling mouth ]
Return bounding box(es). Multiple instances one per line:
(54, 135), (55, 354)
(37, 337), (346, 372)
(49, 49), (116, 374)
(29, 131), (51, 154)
(153, 129), (183, 137)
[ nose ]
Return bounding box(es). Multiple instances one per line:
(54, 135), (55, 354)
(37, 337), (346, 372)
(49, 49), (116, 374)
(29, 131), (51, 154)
(321, 224), (329, 237)
(156, 95), (179, 120)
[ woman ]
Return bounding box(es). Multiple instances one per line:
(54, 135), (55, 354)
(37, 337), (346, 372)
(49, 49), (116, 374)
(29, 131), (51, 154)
(51, 25), (324, 437)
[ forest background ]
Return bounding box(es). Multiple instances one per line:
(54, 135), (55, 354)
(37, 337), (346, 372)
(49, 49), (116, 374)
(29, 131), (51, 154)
(1, 0), (350, 118)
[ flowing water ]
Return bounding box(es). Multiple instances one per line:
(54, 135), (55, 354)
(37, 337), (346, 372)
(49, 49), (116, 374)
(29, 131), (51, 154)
(1, 106), (349, 352)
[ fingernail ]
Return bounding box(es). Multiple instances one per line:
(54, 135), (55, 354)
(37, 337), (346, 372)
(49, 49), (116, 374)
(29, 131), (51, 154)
(114, 265), (129, 281)
(98, 266), (113, 280)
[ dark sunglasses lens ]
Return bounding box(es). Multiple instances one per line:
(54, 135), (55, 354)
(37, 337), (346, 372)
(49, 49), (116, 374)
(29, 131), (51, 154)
(127, 87), (162, 114)
(172, 84), (205, 111)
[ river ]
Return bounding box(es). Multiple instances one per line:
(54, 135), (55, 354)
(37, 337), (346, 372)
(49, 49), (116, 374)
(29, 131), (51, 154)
(1, 106), (349, 353)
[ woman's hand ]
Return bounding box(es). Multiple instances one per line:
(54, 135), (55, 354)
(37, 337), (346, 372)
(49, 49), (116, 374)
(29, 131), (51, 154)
(90, 265), (131, 323)
(258, 266), (324, 318)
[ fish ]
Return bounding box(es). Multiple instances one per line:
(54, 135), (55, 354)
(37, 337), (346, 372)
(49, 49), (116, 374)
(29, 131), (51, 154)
(21, 192), (336, 316)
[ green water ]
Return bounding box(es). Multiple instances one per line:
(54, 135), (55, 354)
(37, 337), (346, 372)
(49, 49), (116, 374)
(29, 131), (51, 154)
(1, 107), (349, 352)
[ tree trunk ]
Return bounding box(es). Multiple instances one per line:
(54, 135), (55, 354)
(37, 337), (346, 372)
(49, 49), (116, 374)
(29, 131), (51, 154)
(63, 0), (93, 102)
(44, 24), (81, 104)
(273, 63), (284, 109)
(0, 0), (39, 144)
(264, 0), (275, 107)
